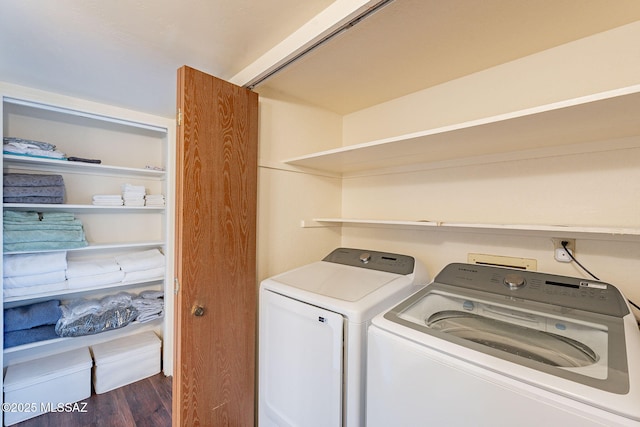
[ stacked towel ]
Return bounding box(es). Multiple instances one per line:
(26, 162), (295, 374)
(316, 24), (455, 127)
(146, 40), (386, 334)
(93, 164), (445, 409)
(3, 300), (62, 348)
(3, 251), (68, 298)
(66, 257), (124, 290)
(144, 194), (165, 207)
(3, 137), (66, 160)
(3, 173), (66, 204)
(3, 210), (89, 252)
(132, 290), (164, 323)
(122, 183), (145, 207)
(92, 194), (123, 206)
(115, 248), (165, 283)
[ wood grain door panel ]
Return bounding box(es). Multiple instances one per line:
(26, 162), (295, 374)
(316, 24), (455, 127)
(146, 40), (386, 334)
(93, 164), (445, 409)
(174, 65), (258, 427)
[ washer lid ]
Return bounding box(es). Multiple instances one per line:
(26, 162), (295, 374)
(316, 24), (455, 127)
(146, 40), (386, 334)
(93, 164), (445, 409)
(272, 261), (401, 302)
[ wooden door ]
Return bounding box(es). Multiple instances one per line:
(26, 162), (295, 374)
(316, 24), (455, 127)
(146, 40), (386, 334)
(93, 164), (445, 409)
(174, 65), (258, 426)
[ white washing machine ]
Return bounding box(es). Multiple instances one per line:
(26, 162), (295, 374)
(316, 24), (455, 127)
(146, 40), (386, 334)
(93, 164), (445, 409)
(367, 263), (640, 427)
(258, 247), (429, 427)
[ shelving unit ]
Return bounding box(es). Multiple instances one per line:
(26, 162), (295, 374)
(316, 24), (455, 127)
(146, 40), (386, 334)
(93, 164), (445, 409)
(1, 91), (173, 371)
(288, 85), (640, 240)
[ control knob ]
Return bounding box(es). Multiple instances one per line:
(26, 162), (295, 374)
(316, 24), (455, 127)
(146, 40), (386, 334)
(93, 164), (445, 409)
(504, 273), (526, 290)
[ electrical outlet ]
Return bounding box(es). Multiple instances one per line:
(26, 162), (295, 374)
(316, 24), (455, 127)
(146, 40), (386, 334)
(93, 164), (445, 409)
(552, 238), (576, 263)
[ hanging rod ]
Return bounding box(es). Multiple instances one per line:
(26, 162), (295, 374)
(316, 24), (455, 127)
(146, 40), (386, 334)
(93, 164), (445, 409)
(244, 0), (395, 90)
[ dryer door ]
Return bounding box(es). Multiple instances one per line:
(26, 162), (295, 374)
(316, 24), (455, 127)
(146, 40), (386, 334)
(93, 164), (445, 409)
(259, 290), (344, 427)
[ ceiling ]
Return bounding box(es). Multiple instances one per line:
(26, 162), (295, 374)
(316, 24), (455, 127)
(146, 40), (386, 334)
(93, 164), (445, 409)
(1, 0), (639, 118)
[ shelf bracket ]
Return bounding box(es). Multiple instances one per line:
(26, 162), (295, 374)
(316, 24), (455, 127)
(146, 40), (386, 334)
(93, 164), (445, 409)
(300, 219), (341, 228)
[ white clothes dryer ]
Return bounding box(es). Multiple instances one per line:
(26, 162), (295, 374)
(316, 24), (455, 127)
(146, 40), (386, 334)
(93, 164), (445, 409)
(258, 248), (429, 427)
(367, 263), (640, 427)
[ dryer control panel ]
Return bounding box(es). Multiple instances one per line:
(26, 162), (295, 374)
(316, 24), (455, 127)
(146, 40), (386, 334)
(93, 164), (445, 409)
(323, 247), (415, 275)
(434, 263), (629, 317)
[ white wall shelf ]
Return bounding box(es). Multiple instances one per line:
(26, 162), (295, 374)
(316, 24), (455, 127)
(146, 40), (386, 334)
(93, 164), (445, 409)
(284, 85), (640, 176)
(3, 318), (163, 362)
(3, 241), (165, 256)
(3, 154), (165, 178)
(3, 203), (165, 213)
(305, 218), (640, 240)
(4, 276), (164, 305)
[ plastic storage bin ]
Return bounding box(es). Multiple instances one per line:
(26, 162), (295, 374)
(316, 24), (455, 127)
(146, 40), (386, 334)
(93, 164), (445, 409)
(90, 331), (161, 394)
(3, 347), (92, 426)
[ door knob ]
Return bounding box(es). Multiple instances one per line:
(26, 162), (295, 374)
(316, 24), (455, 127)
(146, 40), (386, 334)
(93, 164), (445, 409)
(192, 305), (205, 317)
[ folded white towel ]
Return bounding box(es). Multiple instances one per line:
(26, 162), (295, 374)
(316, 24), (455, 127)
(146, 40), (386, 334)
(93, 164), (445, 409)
(66, 257), (121, 278)
(115, 249), (165, 272)
(67, 270), (125, 289)
(92, 194), (123, 201)
(3, 252), (67, 277)
(123, 192), (145, 199)
(140, 290), (164, 299)
(4, 270), (67, 288)
(3, 281), (67, 298)
(136, 311), (164, 323)
(92, 200), (124, 206)
(145, 195), (166, 207)
(121, 184), (146, 194)
(124, 199), (145, 207)
(123, 267), (165, 283)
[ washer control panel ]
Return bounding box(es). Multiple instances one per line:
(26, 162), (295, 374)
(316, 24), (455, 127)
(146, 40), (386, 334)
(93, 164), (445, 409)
(323, 247), (415, 275)
(435, 263), (629, 317)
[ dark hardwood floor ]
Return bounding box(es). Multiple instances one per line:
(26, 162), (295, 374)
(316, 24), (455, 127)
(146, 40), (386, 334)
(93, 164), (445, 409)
(12, 373), (172, 427)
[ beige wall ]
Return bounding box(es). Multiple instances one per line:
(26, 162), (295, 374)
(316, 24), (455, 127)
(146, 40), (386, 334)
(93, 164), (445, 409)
(256, 21), (640, 314)
(343, 21), (640, 145)
(338, 21), (640, 309)
(256, 89), (343, 281)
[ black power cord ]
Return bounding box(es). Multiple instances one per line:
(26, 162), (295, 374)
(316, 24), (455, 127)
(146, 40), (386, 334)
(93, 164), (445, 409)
(561, 240), (640, 312)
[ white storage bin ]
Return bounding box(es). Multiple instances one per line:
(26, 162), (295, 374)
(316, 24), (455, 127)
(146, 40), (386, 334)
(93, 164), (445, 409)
(3, 347), (92, 426)
(90, 331), (161, 394)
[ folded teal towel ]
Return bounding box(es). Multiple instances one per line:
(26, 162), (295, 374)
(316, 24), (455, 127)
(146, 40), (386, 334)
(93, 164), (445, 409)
(3, 211), (77, 222)
(3, 211), (40, 222)
(41, 212), (76, 221)
(4, 229), (86, 244)
(3, 241), (88, 252)
(3, 219), (83, 231)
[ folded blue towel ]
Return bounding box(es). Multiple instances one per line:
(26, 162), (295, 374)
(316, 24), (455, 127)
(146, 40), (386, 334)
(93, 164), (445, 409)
(3, 196), (64, 204)
(3, 185), (65, 197)
(3, 173), (64, 187)
(4, 325), (59, 348)
(4, 300), (62, 332)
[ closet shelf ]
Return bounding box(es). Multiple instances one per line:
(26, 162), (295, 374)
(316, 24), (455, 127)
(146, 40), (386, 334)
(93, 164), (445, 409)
(4, 276), (164, 305)
(305, 218), (640, 239)
(3, 154), (165, 178)
(284, 85), (640, 175)
(4, 241), (165, 255)
(2, 317), (163, 355)
(3, 203), (166, 213)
